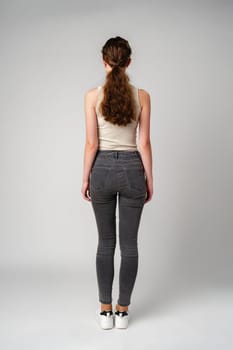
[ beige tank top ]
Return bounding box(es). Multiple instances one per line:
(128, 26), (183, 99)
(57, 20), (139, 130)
(95, 84), (142, 151)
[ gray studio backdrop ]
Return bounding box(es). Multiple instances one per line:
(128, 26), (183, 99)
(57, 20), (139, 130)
(0, 0), (232, 301)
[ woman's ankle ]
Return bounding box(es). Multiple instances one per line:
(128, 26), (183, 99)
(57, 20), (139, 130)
(101, 303), (112, 312)
(115, 303), (128, 312)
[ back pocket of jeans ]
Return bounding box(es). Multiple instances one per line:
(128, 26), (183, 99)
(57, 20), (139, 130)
(125, 167), (146, 192)
(90, 167), (110, 191)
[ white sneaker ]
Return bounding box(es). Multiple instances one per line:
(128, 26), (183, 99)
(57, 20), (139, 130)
(96, 309), (114, 330)
(115, 310), (130, 329)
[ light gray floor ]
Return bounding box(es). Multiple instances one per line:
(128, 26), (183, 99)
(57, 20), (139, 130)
(0, 267), (232, 350)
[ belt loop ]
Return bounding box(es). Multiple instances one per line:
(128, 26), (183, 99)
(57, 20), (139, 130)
(114, 151), (118, 158)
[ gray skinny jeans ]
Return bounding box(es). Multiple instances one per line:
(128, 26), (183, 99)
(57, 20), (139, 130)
(89, 150), (147, 307)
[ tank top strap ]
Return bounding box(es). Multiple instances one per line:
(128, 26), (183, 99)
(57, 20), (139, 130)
(130, 84), (142, 118)
(97, 86), (102, 100)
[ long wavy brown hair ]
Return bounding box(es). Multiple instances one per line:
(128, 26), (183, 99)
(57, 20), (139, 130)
(99, 36), (137, 126)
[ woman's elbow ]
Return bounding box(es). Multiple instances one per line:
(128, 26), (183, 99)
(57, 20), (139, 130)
(138, 140), (151, 149)
(86, 140), (99, 150)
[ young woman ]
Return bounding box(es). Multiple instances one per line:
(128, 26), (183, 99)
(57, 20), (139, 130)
(81, 36), (153, 329)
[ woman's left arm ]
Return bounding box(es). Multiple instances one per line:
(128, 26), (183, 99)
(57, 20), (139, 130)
(81, 89), (99, 201)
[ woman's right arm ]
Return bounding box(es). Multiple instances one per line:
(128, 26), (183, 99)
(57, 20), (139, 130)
(138, 89), (153, 203)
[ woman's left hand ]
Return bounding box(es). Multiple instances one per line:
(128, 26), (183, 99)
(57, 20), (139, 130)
(81, 180), (91, 201)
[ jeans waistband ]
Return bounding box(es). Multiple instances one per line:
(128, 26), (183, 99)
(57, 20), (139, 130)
(96, 150), (141, 159)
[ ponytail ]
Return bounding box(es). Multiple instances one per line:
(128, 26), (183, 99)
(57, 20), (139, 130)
(99, 36), (137, 126)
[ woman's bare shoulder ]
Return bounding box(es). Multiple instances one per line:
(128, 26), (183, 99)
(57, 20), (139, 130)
(138, 88), (150, 108)
(85, 87), (100, 98)
(138, 88), (150, 97)
(84, 87), (101, 107)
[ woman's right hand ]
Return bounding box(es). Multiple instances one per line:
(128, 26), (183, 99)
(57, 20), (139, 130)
(145, 178), (153, 203)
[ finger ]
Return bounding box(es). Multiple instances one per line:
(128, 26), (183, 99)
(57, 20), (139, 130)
(87, 190), (91, 200)
(86, 190), (92, 201)
(144, 193), (151, 203)
(81, 191), (90, 201)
